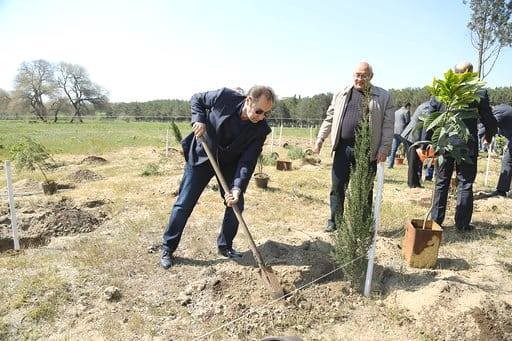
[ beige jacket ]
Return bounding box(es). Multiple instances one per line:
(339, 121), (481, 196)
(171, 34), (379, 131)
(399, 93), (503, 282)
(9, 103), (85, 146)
(316, 84), (394, 160)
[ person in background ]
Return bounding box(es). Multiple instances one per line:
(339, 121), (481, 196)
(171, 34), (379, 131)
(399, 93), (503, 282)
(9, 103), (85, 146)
(481, 103), (512, 197)
(387, 102), (411, 168)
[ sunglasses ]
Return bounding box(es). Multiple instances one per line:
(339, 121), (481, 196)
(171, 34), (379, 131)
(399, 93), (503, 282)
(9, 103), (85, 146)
(255, 108), (270, 118)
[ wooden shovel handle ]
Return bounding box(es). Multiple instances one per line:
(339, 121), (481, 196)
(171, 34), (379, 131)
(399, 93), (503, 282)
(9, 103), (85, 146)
(198, 137), (267, 268)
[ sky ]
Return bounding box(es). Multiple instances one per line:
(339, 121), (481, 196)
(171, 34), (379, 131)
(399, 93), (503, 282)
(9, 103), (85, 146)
(1, 0), (511, 102)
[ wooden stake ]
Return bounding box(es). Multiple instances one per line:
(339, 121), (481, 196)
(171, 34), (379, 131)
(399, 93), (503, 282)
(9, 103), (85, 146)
(5, 161), (20, 251)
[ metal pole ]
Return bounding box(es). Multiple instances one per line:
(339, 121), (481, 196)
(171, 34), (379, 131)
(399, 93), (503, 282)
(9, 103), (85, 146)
(484, 137), (494, 187)
(364, 162), (385, 297)
(270, 127), (274, 154)
(165, 128), (169, 157)
(5, 161), (20, 251)
(278, 124), (283, 146)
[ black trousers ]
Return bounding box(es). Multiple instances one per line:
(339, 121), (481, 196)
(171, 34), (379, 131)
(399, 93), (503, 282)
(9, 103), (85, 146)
(431, 154), (477, 229)
(328, 140), (376, 226)
(497, 139), (512, 193)
(407, 145), (422, 188)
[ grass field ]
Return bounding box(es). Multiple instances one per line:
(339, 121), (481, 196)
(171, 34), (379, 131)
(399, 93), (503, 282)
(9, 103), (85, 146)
(0, 120), (313, 161)
(0, 120), (510, 340)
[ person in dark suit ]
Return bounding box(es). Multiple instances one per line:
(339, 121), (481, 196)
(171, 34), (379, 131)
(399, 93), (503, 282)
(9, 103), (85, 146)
(160, 86), (275, 269)
(430, 61), (497, 231)
(388, 102), (411, 168)
(401, 100), (435, 187)
(482, 103), (512, 197)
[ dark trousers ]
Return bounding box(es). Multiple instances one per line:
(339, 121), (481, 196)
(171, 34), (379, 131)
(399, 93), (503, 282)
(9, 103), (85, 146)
(328, 140), (376, 226)
(497, 140), (512, 193)
(387, 134), (403, 168)
(407, 145), (422, 188)
(162, 161), (243, 253)
(431, 154), (477, 229)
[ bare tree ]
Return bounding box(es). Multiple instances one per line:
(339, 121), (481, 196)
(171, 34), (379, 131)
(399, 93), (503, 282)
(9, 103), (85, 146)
(55, 62), (109, 123)
(0, 88), (10, 118)
(464, 0), (512, 79)
(13, 60), (57, 121)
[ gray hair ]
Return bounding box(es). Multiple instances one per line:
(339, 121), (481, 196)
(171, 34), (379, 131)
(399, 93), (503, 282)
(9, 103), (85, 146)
(247, 85), (276, 103)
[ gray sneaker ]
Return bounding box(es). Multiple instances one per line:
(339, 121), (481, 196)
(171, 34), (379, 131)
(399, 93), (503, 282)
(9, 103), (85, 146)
(324, 221), (337, 232)
(160, 250), (173, 269)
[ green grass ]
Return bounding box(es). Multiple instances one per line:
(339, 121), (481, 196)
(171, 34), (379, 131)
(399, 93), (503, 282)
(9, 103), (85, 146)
(0, 121), (313, 161)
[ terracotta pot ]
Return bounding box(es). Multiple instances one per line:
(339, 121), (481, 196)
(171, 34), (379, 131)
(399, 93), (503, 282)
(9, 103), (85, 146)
(403, 219), (443, 268)
(253, 173), (270, 188)
(41, 180), (58, 195)
(394, 157), (404, 165)
(276, 160), (292, 171)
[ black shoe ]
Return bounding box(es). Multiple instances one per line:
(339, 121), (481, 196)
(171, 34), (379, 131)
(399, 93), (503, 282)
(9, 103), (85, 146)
(486, 190), (507, 198)
(160, 250), (173, 269)
(218, 247), (243, 259)
(424, 177), (432, 182)
(324, 221), (337, 232)
(457, 225), (475, 232)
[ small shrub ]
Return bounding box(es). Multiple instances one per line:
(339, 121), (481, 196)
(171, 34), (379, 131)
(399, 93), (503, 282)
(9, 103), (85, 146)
(9, 136), (54, 183)
(140, 162), (162, 176)
(286, 145), (304, 160)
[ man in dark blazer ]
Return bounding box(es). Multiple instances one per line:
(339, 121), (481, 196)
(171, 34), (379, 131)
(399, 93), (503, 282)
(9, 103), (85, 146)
(430, 61), (497, 231)
(401, 100), (435, 187)
(388, 102), (411, 168)
(160, 86), (275, 269)
(482, 103), (512, 197)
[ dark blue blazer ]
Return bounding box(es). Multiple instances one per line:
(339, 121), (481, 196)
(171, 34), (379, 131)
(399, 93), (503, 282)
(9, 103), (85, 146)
(493, 104), (512, 139)
(181, 88), (271, 190)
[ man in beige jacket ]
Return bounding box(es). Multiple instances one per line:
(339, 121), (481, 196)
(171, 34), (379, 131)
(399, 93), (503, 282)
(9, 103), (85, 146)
(314, 61), (394, 232)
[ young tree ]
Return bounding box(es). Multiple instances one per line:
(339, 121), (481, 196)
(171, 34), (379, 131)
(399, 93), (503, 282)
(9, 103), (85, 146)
(13, 59), (56, 122)
(464, 0), (512, 79)
(333, 84), (374, 288)
(55, 62), (109, 123)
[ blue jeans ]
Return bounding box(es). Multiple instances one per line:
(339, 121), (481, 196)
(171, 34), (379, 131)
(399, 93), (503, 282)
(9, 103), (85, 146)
(162, 161), (243, 253)
(387, 134), (403, 168)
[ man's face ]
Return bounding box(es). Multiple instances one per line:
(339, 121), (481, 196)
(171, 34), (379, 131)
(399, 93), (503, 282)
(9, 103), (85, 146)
(353, 64), (372, 91)
(246, 96), (273, 123)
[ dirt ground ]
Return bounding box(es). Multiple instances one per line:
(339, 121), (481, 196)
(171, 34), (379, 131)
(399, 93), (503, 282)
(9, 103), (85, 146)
(0, 139), (511, 340)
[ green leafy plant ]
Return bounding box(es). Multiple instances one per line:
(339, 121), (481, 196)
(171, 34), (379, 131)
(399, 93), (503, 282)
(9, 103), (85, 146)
(9, 136), (54, 184)
(417, 69), (484, 225)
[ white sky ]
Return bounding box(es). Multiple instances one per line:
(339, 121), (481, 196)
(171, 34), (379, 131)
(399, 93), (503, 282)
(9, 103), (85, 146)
(1, 0), (511, 102)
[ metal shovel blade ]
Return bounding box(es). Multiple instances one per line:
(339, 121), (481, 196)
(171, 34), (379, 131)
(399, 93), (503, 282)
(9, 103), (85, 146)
(259, 266), (285, 298)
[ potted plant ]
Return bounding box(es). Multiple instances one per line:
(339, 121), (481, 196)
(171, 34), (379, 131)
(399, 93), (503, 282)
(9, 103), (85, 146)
(403, 69), (484, 268)
(9, 136), (58, 195)
(395, 143), (406, 165)
(254, 154), (270, 189)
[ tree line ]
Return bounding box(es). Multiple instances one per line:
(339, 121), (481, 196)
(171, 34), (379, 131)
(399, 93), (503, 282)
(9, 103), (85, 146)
(1, 71), (512, 124)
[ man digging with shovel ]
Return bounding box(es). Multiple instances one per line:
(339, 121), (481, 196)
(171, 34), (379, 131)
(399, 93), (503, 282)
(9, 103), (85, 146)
(160, 86), (275, 269)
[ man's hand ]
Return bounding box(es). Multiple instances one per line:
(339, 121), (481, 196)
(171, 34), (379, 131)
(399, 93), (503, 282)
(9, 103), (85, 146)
(313, 140), (323, 154)
(192, 122), (206, 138)
(224, 188), (240, 207)
(377, 151), (387, 163)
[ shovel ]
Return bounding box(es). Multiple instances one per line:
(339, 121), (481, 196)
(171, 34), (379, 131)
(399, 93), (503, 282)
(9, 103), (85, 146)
(199, 137), (284, 298)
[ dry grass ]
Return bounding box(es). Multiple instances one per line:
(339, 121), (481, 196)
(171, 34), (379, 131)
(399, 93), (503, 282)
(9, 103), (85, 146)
(1, 134), (511, 340)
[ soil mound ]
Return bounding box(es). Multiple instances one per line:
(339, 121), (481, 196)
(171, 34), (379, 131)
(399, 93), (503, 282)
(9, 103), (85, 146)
(80, 155), (108, 164)
(67, 169), (104, 182)
(0, 197), (108, 252)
